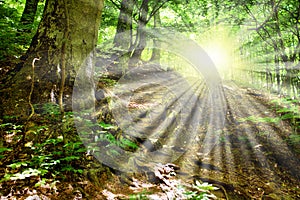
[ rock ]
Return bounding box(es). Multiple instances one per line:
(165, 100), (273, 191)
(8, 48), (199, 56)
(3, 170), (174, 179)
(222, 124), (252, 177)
(25, 195), (41, 200)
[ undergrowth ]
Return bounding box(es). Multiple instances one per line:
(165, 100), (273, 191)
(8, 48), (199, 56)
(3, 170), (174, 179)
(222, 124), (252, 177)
(0, 102), (139, 190)
(238, 97), (300, 148)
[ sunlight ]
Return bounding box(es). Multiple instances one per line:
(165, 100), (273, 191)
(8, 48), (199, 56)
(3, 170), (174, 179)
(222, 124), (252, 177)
(204, 43), (231, 70)
(202, 40), (236, 79)
(194, 25), (239, 79)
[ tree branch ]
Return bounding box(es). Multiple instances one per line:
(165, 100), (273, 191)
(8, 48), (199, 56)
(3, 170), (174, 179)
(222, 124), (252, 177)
(245, 0), (281, 32)
(147, 0), (170, 23)
(108, 0), (121, 10)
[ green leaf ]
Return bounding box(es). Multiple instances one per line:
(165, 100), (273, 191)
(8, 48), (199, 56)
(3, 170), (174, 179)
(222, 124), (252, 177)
(194, 181), (219, 191)
(7, 168), (48, 181)
(280, 113), (295, 120)
(99, 122), (116, 130)
(75, 148), (87, 153)
(7, 161), (28, 169)
(289, 134), (300, 144)
(0, 147), (12, 153)
(41, 159), (60, 167)
(120, 139), (138, 149)
(75, 169), (83, 174)
(60, 165), (83, 173)
(105, 133), (116, 143)
(0, 173), (12, 182)
(45, 138), (63, 145)
(60, 156), (80, 162)
(0, 123), (13, 128)
(35, 178), (47, 187)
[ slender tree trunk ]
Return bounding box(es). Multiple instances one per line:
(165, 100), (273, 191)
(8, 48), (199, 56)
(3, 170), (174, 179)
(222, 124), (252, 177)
(150, 10), (161, 63)
(17, 0), (41, 46)
(19, 0), (39, 33)
(275, 55), (281, 94)
(113, 0), (135, 74)
(130, 0), (149, 66)
(113, 0), (134, 50)
(1, 0), (104, 117)
(271, 0), (292, 95)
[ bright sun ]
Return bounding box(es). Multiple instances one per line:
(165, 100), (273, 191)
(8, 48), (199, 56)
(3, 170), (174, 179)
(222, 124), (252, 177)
(194, 25), (238, 77)
(205, 44), (231, 70)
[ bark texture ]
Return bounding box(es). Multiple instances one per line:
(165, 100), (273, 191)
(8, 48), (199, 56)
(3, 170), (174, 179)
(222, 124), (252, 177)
(112, 0), (135, 73)
(1, 0), (104, 117)
(113, 0), (134, 50)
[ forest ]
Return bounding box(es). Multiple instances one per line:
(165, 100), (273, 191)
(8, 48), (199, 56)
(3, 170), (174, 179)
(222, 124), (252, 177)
(0, 0), (299, 199)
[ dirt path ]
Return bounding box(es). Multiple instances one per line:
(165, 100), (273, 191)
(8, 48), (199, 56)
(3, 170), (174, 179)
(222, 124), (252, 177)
(93, 74), (300, 199)
(4, 77), (299, 200)
(93, 63), (300, 199)
(174, 81), (300, 199)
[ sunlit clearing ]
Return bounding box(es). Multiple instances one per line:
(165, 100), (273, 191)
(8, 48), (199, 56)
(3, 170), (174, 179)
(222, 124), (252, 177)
(193, 25), (239, 79)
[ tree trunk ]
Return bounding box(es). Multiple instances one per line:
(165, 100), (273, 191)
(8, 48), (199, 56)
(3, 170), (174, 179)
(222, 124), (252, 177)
(113, 0), (134, 50)
(271, 0), (292, 95)
(1, 0), (104, 117)
(113, 0), (135, 74)
(150, 10), (161, 63)
(19, 0), (39, 33)
(275, 55), (281, 94)
(17, 0), (41, 46)
(130, 0), (149, 66)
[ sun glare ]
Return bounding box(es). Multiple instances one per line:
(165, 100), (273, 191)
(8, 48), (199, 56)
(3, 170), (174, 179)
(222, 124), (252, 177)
(205, 44), (231, 70)
(195, 25), (239, 78)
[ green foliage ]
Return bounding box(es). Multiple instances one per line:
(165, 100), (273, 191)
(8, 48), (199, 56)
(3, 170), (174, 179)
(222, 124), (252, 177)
(34, 178), (47, 187)
(128, 193), (149, 200)
(98, 122), (139, 150)
(238, 116), (281, 124)
(61, 165), (83, 174)
(0, 122), (23, 131)
(0, 119), (86, 184)
(34, 103), (66, 119)
(78, 118), (139, 151)
(41, 103), (61, 115)
(237, 97), (300, 145)
(99, 121), (116, 130)
(1, 168), (48, 182)
(192, 181), (219, 191)
(288, 134), (300, 145)
(0, 0), (44, 61)
(0, 117), (138, 185)
(184, 181), (219, 200)
(0, 121), (24, 142)
(1, 139), (85, 182)
(7, 161), (28, 169)
(0, 0), (24, 60)
(271, 98), (300, 132)
(0, 147), (12, 159)
(98, 132), (139, 150)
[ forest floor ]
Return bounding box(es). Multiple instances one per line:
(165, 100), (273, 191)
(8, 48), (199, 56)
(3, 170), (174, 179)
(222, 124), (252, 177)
(1, 78), (300, 200)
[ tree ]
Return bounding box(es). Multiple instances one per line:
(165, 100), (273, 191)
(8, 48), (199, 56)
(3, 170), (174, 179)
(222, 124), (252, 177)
(107, 0), (170, 72)
(243, 0), (300, 96)
(1, 0), (104, 117)
(0, 0), (44, 61)
(150, 9), (161, 62)
(110, 0), (135, 74)
(113, 0), (135, 50)
(18, 0), (39, 34)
